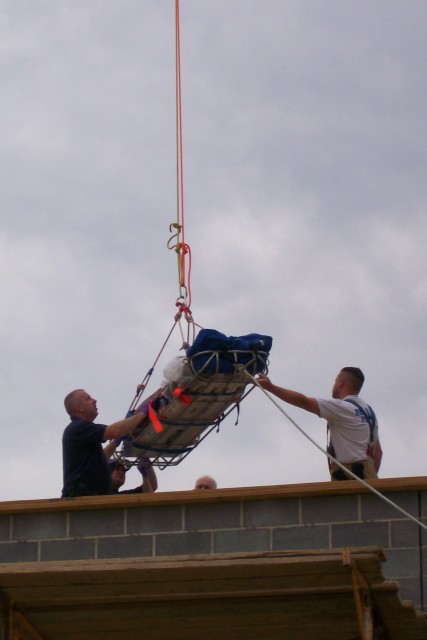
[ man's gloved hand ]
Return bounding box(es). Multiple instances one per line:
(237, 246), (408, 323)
(137, 457), (151, 478)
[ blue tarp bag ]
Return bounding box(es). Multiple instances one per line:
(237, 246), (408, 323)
(186, 329), (272, 375)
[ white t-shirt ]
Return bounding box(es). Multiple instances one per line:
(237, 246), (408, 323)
(316, 395), (371, 463)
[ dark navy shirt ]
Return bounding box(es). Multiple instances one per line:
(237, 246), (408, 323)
(62, 417), (111, 497)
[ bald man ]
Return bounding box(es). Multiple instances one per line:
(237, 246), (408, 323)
(62, 389), (148, 497)
(194, 475), (217, 490)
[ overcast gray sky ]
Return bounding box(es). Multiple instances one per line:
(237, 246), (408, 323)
(1, 0), (426, 500)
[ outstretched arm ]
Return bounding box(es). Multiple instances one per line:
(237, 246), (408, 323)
(104, 410), (147, 441)
(103, 440), (118, 459)
(103, 387), (163, 442)
(257, 374), (320, 416)
(137, 458), (158, 493)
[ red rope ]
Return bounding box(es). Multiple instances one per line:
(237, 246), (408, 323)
(176, 2), (185, 265)
(175, 0), (192, 309)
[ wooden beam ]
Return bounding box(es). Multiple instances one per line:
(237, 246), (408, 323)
(11, 610), (44, 640)
(0, 476), (426, 515)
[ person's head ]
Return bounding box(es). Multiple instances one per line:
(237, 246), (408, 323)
(332, 367), (365, 399)
(194, 475), (217, 490)
(108, 459), (129, 491)
(64, 389), (98, 420)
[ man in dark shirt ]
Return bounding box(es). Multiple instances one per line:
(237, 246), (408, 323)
(62, 388), (149, 497)
(109, 458), (158, 494)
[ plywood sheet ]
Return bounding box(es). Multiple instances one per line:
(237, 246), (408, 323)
(0, 549), (425, 640)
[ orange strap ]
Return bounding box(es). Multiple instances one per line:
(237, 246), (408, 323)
(148, 388), (191, 434)
(148, 401), (164, 433)
(173, 387), (191, 405)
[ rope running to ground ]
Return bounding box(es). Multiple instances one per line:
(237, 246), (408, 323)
(246, 372), (427, 533)
(171, 0), (192, 310)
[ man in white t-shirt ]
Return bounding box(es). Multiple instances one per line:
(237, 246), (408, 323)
(257, 367), (381, 481)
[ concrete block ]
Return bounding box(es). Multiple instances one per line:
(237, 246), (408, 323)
(361, 491), (419, 521)
(186, 501), (240, 531)
(332, 521), (389, 548)
(273, 525), (329, 551)
(420, 518), (427, 548)
(41, 538), (95, 562)
(302, 494), (358, 524)
(98, 534), (153, 559)
(391, 520), (420, 549)
(392, 577), (422, 610)
(0, 516), (10, 541)
(13, 512), (67, 541)
(244, 498), (299, 528)
(127, 505), (182, 534)
(382, 548), (421, 579)
(155, 531), (211, 556)
(419, 491), (427, 517)
(214, 529), (270, 554)
(69, 509), (125, 537)
(0, 541), (38, 563)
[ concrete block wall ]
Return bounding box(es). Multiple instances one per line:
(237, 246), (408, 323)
(0, 478), (426, 609)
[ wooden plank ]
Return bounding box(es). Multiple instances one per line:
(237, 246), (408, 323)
(0, 476), (426, 514)
(21, 594), (362, 638)
(6, 583), (395, 610)
(0, 554), (386, 613)
(0, 547), (386, 576)
(7, 593), (426, 639)
(0, 551), (385, 596)
(0, 549), (425, 640)
(0, 570), (385, 606)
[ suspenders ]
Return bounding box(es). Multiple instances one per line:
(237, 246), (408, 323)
(344, 398), (377, 444)
(327, 398), (377, 461)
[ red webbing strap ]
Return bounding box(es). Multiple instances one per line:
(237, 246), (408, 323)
(148, 388), (191, 434)
(148, 401), (164, 433)
(173, 386), (191, 405)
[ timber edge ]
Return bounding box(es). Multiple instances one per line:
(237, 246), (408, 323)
(0, 475), (426, 514)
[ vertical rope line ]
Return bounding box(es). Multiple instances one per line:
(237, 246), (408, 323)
(175, 0), (181, 230)
(174, 0), (182, 292)
(175, 1), (185, 269)
(177, 8), (185, 249)
(170, 0), (192, 311)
